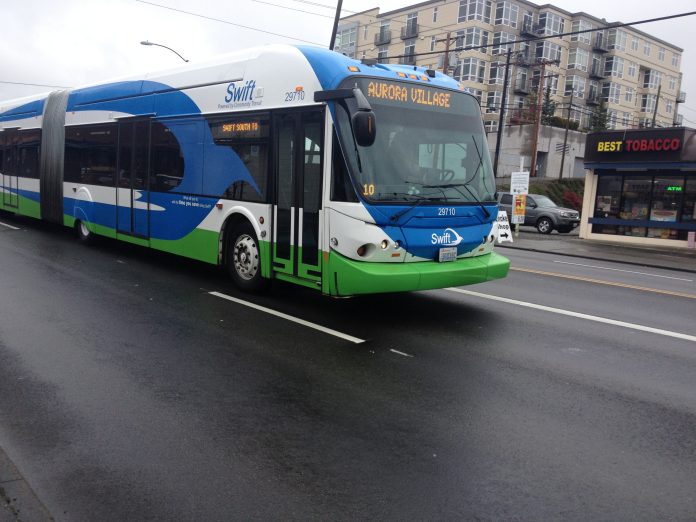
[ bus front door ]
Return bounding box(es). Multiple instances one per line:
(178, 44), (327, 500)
(2, 130), (19, 208)
(117, 120), (150, 237)
(272, 110), (324, 286)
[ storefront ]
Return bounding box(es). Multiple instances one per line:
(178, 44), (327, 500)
(580, 127), (696, 248)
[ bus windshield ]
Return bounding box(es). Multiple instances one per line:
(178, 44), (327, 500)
(334, 77), (496, 204)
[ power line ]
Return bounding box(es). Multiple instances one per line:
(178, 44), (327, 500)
(251, 0), (333, 19)
(379, 10), (696, 62)
(135, 0), (325, 46)
(0, 80), (70, 88)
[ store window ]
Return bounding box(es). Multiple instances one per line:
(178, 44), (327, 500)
(649, 176), (683, 239)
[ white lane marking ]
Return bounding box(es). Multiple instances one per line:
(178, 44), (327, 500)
(445, 288), (696, 343)
(552, 260), (693, 282)
(0, 220), (20, 230)
(209, 291), (365, 344)
(390, 349), (414, 358)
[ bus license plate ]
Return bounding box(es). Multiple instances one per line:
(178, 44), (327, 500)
(438, 247), (457, 263)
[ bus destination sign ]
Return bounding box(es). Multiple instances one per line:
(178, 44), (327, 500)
(366, 81), (451, 109)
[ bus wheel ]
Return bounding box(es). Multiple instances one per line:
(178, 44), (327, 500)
(228, 222), (266, 292)
(76, 220), (93, 244)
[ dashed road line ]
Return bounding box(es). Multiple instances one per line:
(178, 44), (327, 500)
(552, 260), (693, 282)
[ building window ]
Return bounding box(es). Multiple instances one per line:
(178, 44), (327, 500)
(625, 87), (634, 103)
(666, 100), (673, 114)
(571, 20), (592, 44)
(430, 36), (436, 52)
(457, 58), (486, 83)
(404, 38), (416, 63)
(568, 48), (589, 71)
(672, 53), (680, 67)
(643, 69), (662, 90)
(630, 36), (639, 51)
(640, 94), (657, 113)
(488, 61), (505, 84)
(433, 6), (438, 22)
(602, 82), (621, 104)
(604, 56), (624, 78)
(608, 29), (627, 51)
(643, 41), (651, 56)
(532, 70), (558, 94)
(538, 11), (564, 36)
(377, 45), (388, 62)
(622, 112), (631, 127)
(486, 90), (502, 113)
(658, 47), (665, 61)
(495, 1), (518, 28)
(335, 25), (357, 57)
(627, 61), (636, 78)
(464, 88), (483, 102)
(458, 0), (492, 24)
(492, 31), (515, 55)
(363, 24), (368, 40)
(565, 75), (586, 98)
(668, 76), (677, 91)
(535, 41), (561, 62)
(484, 120), (499, 132)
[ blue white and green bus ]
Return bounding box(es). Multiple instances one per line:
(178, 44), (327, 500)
(0, 44), (509, 295)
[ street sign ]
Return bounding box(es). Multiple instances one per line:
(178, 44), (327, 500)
(510, 171), (530, 195)
(511, 194), (526, 224)
(496, 210), (513, 243)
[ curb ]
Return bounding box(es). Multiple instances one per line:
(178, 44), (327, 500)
(0, 448), (53, 522)
(497, 244), (696, 275)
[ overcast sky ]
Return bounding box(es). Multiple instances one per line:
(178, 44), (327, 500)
(1, 0), (694, 124)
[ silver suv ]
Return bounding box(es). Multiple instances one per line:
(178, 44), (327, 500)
(497, 193), (580, 234)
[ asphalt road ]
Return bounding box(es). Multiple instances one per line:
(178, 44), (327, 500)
(1, 213), (695, 521)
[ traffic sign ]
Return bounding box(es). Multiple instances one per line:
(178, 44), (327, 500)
(496, 210), (513, 243)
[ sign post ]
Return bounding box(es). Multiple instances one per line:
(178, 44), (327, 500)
(509, 171), (529, 237)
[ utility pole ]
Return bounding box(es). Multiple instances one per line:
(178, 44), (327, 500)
(651, 83), (662, 127)
(441, 32), (451, 73)
(329, 0), (343, 51)
(493, 48), (513, 177)
(529, 61), (546, 178)
(558, 89), (574, 180)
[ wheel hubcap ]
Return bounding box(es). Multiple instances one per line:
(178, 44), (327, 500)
(80, 222), (90, 237)
(233, 234), (259, 281)
(539, 221), (550, 232)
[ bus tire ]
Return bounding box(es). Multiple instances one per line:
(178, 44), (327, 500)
(75, 220), (93, 244)
(227, 221), (266, 292)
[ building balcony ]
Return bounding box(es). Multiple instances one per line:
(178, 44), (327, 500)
(516, 51), (535, 67)
(521, 21), (541, 37)
(374, 29), (391, 46)
(586, 93), (600, 106)
(674, 114), (684, 125)
(400, 23), (419, 40)
(677, 91), (686, 103)
(593, 33), (609, 53)
(514, 79), (530, 94)
(589, 64), (606, 79)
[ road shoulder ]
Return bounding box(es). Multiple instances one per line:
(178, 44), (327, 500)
(0, 447), (53, 522)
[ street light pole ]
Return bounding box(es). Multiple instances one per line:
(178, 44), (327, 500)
(329, 0), (344, 51)
(140, 40), (189, 62)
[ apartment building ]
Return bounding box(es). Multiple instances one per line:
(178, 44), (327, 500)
(334, 0), (685, 132)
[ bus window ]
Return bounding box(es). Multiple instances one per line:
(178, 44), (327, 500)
(150, 121), (185, 193)
(64, 124), (117, 186)
(208, 114), (270, 203)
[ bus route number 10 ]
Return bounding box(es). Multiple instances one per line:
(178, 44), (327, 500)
(363, 184), (376, 196)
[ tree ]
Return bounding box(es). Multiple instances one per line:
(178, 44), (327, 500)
(589, 101), (609, 131)
(540, 85), (556, 125)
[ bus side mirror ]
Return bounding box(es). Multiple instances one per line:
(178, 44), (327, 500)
(352, 111), (376, 147)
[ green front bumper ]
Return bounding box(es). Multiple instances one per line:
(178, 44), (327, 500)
(326, 250), (510, 296)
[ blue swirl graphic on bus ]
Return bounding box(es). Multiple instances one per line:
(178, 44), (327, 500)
(65, 80), (260, 240)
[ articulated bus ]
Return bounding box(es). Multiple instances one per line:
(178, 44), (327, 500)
(0, 44), (509, 296)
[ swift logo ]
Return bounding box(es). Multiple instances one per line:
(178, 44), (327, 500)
(225, 80), (256, 103)
(431, 228), (463, 246)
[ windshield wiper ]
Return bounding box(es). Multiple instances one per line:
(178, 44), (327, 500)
(422, 182), (491, 218)
(387, 194), (439, 222)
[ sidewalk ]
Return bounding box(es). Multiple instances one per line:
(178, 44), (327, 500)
(497, 227), (696, 274)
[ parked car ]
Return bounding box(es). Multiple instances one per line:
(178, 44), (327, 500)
(497, 193), (580, 234)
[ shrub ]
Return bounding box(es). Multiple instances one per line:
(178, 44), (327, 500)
(562, 190), (583, 210)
